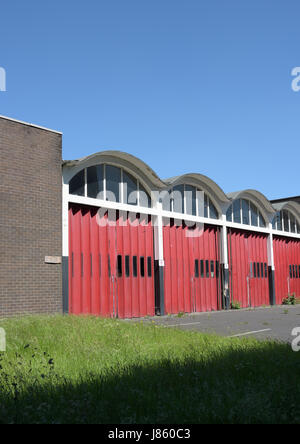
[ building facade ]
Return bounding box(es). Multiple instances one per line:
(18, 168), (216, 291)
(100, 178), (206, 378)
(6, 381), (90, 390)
(1, 115), (300, 318)
(0, 116), (62, 316)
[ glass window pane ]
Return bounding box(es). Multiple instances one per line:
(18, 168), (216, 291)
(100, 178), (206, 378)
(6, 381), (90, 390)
(204, 195), (209, 218)
(209, 199), (218, 219)
(259, 212), (266, 228)
(200, 260), (204, 278)
(290, 214), (296, 233)
(106, 165), (121, 203)
(139, 183), (151, 208)
(123, 170), (138, 205)
(226, 205), (233, 222)
(274, 212), (282, 231)
(195, 260), (199, 278)
(197, 191), (205, 217)
(87, 165), (104, 199)
(140, 257), (145, 277)
(133, 256), (138, 277)
(242, 199), (250, 225)
(185, 185), (196, 216)
(69, 170), (85, 196)
(283, 210), (289, 232)
(233, 200), (241, 224)
(161, 190), (171, 211)
(117, 255), (122, 277)
(147, 257), (152, 277)
(172, 185), (184, 213)
(125, 256), (130, 277)
(250, 203), (258, 227)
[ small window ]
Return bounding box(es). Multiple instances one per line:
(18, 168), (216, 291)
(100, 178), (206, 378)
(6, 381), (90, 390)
(123, 171), (138, 205)
(242, 200), (250, 225)
(147, 257), (152, 277)
(211, 261), (215, 278)
(140, 257), (145, 277)
(195, 260), (199, 278)
(133, 256), (138, 277)
(257, 262), (260, 278)
(172, 185), (185, 213)
(253, 262), (257, 278)
(106, 165), (121, 203)
(117, 255), (122, 277)
(233, 199), (241, 224)
(265, 263), (268, 279)
(206, 260), (209, 278)
(296, 265), (298, 279)
(261, 263), (264, 279)
(185, 185), (196, 216)
(125, 256), (130, 277)
(293, 265), (296, 279)
(87, 165), (104, 199)
(200, 260), (204, 278)
(70, 170), (85, 196)
(251, 203), (258, 227)
(290, 265), (293, 279)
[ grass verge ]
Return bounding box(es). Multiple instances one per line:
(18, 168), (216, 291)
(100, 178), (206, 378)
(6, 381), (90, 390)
(0, 314), (299, 424)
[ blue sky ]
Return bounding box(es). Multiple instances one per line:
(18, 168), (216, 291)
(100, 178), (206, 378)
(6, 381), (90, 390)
(0, 0), (299, 199)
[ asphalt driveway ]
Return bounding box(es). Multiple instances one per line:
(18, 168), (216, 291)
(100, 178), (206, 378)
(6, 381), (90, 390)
(130, 305), (300, 344)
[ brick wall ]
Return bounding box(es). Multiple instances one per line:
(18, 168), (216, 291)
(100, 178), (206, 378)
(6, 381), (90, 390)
(0, 117), (62, 316)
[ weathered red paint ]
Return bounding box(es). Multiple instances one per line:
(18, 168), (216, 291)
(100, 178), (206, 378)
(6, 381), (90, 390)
(273, 236), (300, 304)
(69, 204), (155, 318)
(163, 221), (221, 314)
(228, 229), (269, 308)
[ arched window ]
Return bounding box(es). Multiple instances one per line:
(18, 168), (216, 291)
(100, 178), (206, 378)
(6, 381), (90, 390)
(69, 165), (151, 208)
(161, 184), (219, 219)
(226, 199), (266, 228)
(272, 210), (300, 234)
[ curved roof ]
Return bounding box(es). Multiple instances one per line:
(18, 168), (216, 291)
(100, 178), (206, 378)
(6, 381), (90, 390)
(63, 151), (230, 209)
(165, 174), (229, 204)
(63, 150), (165, 189)
(227, 190), (276, 218)
(272, 201), (300, 223)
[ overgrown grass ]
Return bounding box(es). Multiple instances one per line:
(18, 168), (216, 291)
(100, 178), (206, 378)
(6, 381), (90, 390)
(0, 315), (300, 424)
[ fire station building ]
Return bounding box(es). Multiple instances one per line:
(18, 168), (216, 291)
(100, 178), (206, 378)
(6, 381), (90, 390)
(1, 115), (300, 318)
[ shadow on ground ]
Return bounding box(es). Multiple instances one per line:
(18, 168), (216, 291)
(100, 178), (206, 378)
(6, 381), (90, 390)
(1, 339), (300, 424)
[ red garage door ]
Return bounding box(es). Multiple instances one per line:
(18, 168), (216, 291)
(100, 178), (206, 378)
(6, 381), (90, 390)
(228, 229), (269, 308)
(273, 236), (300, 304)
(69, 204), (155, 318)
(163, 221), (221, 314)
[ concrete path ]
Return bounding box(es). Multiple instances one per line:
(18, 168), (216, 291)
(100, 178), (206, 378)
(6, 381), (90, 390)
(128, 305), (300, 344)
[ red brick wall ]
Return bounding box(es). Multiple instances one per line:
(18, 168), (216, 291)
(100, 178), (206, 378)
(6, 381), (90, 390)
(0, 117), (62, 316)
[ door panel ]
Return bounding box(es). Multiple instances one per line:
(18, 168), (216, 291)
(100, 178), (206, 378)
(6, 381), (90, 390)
(163, 221), (220, 314)
(228, 229), (269, 308)
(69, 204), (155, 318)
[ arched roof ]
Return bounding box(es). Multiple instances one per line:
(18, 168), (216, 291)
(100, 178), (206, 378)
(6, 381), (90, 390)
(227, 190), (275, 222)
(63, 151), (165, 191)
(63, 151), (230, 211)
(272, 201), (300, 224)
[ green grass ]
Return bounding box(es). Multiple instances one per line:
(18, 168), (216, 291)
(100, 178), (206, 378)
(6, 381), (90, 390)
(0, 315), (300, 424)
